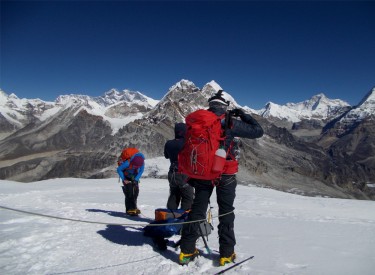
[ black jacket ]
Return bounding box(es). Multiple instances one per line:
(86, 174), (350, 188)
(208, 104), (264, 151)
(164, 123), (187, 172)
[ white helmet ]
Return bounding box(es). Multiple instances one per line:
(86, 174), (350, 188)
(208, 90), (234, 106)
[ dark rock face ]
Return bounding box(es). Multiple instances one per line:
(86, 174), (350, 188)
(325, 119), (375, 189)
(0, 108), (115, 181)
(292, 119), (324, 131)
(0, 113), (16, 133)
(105, 102), (151, 117)
(240, 118), (347, 198)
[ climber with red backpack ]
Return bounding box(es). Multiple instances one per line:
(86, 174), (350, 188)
(178, 90), (264, 266)
(117, 147), (145, 216)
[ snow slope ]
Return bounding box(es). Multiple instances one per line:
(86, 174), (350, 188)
(1, 177), (374, 275)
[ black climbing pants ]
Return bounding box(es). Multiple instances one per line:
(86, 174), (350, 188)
(167, 171), (194, 210)
(180, 175), (237, 257)
(122, 181), (139, 211)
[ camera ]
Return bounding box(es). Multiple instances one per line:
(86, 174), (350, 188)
(229, 109), (243, 117)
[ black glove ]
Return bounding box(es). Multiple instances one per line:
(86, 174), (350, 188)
(230, 108), (245, 118)
(132, 180), (139, 185)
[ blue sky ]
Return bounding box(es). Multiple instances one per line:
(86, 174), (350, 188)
(1, 1), (374, 109)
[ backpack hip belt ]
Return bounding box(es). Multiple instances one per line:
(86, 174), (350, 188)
(223, 159), (238, 175)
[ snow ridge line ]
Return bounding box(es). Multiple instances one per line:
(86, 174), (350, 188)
(0, 205), (233, 226)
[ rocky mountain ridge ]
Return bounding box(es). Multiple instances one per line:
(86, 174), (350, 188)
(2, 85), (370, 139)
(0, 82), (374, 200)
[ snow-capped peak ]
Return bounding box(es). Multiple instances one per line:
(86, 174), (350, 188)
(200, 81), (239, 107)
(206, 80), (223, 92)
(168, 79), (197, 92)
(55, 94), (95, 108)
(0, 89), (9, 102)
(339, 87), (375, 123)
(8, 93), (19, 100)
(100, 89), (158, 107)
(201, 80), (222, 94)
(357, 87), (375, 107)
(259, 93), (350, 122)
(103, 88), (122, 98)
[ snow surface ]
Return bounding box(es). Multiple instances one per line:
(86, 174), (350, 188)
(1, 170), (375, 274)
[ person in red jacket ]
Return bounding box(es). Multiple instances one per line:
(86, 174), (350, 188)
(178, 90), (264, 266)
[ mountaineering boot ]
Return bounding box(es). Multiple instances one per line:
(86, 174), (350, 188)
(219, 252), (236, 266)
(126, 209), (139, 216)
(135, 208), (141, 214)
(178, 249), (199, 265)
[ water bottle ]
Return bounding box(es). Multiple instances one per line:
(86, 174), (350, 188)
(212, 148), (226, 173)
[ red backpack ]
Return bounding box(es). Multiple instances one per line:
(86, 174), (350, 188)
(118, 148), (143, 168)
(120, 148), (139, 162)
(178, 109), (226, 180)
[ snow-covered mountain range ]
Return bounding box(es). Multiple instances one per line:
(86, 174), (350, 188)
(0, 88), (158, 137)
(259, 93), (351, 122)
(1, 82), (373, 138)
(0, 80), (374, 200)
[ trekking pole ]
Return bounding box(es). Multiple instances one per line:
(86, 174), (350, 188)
(208, 203), (214, 228)
(131, 177), (138, 210)
(198, 223), (212, 255)
(199, 202), (213, 254)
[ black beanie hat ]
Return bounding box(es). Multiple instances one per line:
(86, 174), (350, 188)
(207, 90), (230, 106)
